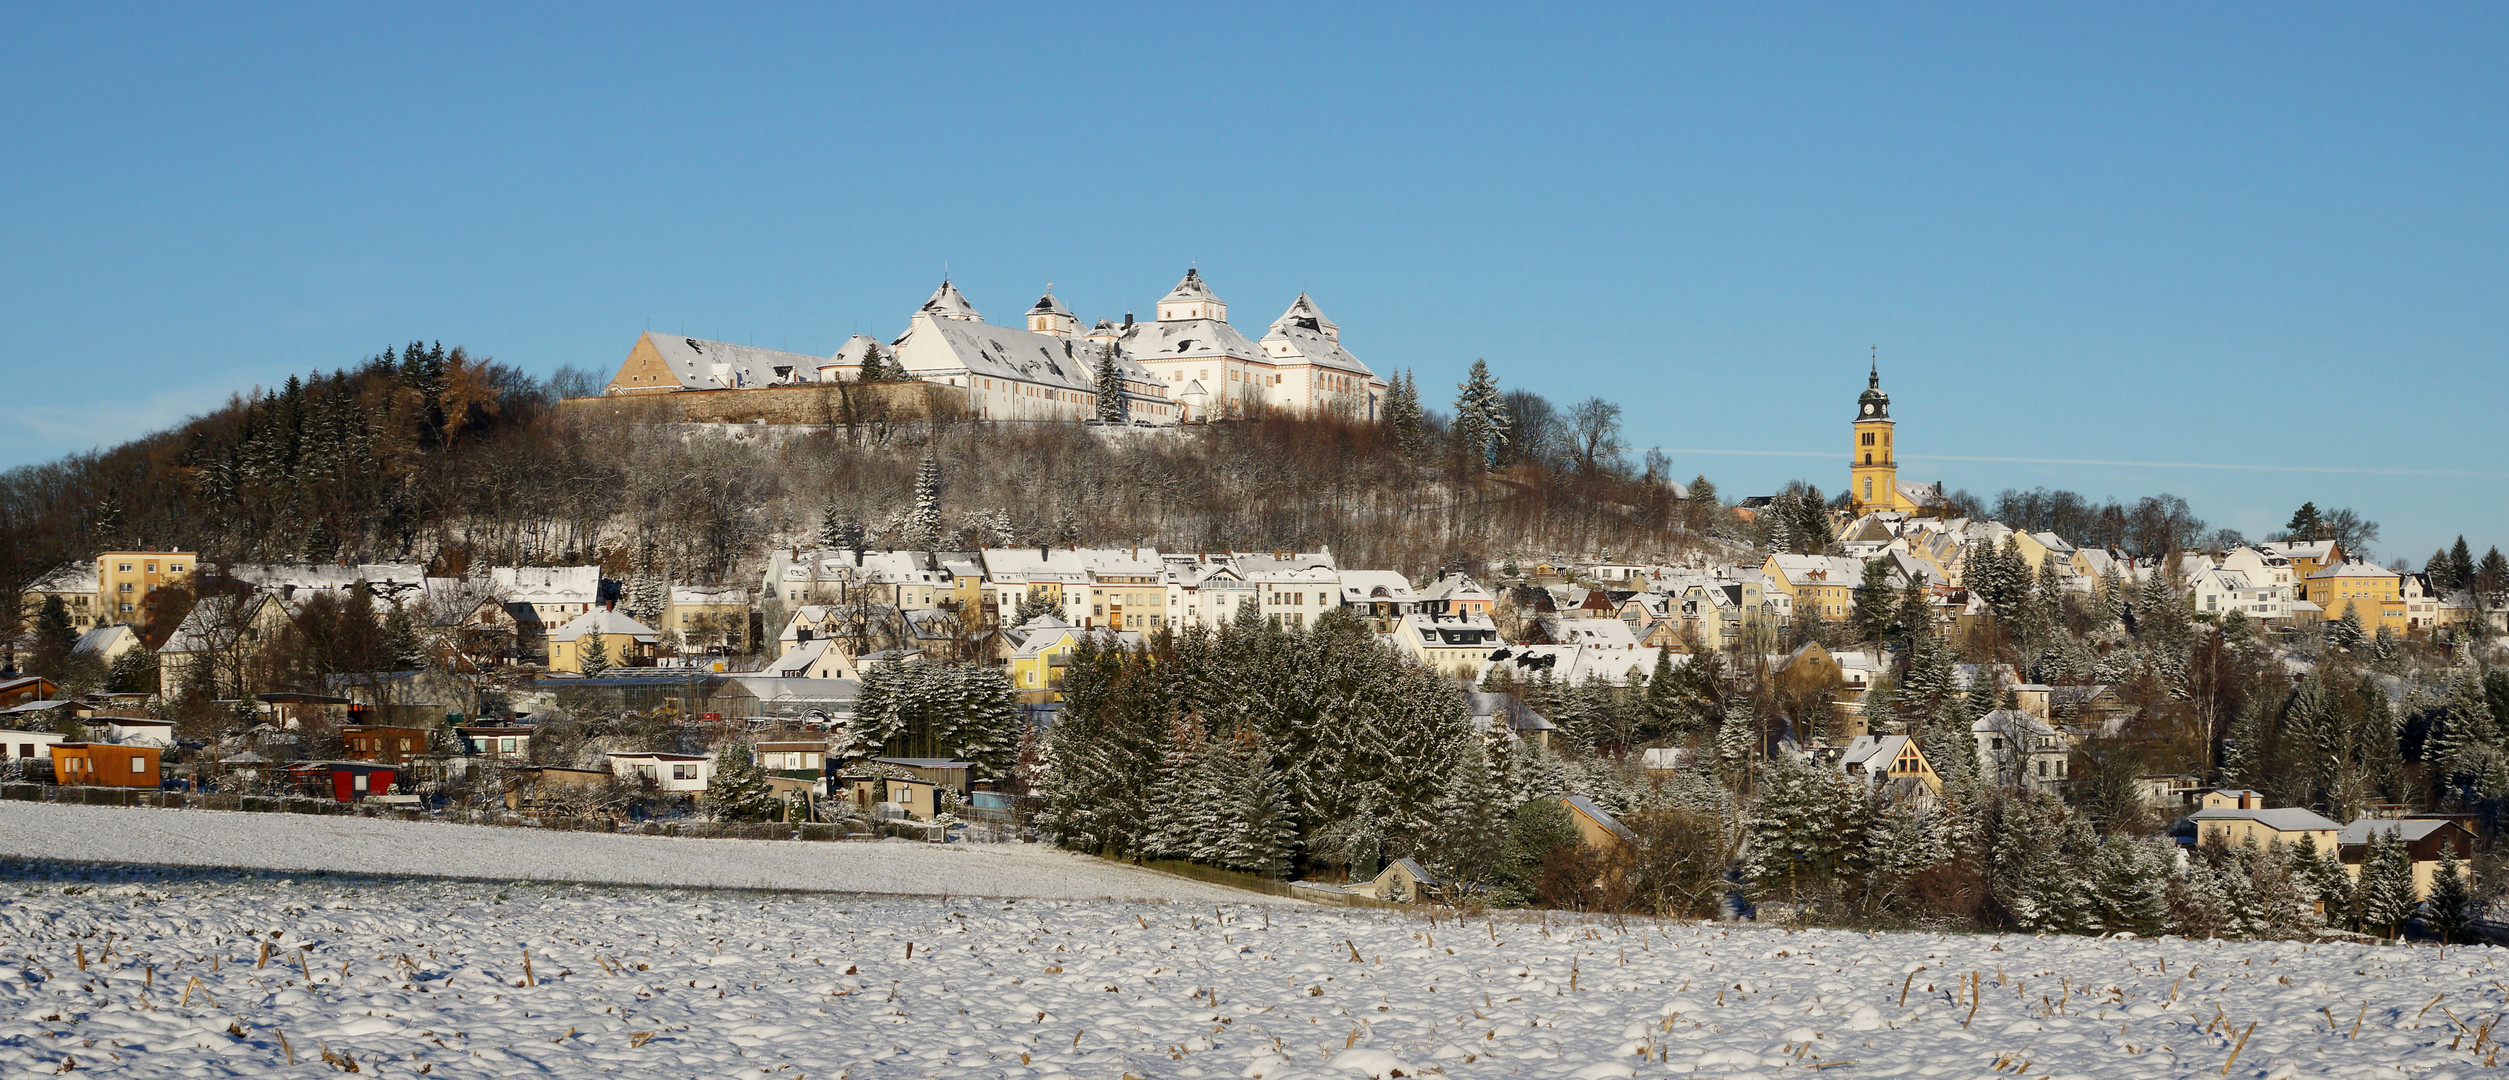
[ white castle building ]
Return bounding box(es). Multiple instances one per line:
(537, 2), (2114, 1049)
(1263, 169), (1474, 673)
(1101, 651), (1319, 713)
(603, 270), (1386, 425)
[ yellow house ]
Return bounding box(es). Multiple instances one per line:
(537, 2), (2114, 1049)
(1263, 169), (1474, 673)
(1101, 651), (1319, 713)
(1006, 618), (1147, 701)
(663, 586), (752, 653)
(1847, 366), (1924, 515)
(1761, 554), (1864, 623)
(97, 550), (196, 622)
(2304, 561), (2406, 634)
(2187, 789), (2340, 851)
(546, 608), (661, 673)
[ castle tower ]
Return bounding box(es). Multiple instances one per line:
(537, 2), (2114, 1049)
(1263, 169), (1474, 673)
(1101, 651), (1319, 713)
(1026, 286), (1076, 337)
(1848, 362), (1905, 514)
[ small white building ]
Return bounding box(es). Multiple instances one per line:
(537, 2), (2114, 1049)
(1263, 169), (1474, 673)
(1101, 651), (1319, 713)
(0, 728), (65, 766)
(608, 752), (712, 793)
(1973, 709), (2071, 790)
(99, 717), (177, 747)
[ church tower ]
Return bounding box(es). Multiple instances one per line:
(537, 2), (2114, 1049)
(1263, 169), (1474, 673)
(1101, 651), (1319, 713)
(1848, 362), (1904, 514)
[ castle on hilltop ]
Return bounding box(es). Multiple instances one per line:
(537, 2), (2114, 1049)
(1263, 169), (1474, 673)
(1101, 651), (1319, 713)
(601, 269), (1388, 425)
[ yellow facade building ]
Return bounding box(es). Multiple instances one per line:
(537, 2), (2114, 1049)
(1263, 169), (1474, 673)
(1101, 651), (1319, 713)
(97, 551), (196, 621)
(2305, 561), (2406, 634)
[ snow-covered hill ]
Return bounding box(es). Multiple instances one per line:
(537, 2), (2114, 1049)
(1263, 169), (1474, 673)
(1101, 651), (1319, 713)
(3, 861), (2503, 1079)
(0, 801), (1269, 902)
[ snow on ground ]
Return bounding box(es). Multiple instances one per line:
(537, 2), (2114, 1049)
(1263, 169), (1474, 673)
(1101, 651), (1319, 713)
(3, 861), (2505, 1080)
(0, 801), (1273, 902)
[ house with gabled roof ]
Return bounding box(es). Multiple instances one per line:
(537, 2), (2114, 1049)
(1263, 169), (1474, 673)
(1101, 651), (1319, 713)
(2188, 790), (2339, 851)
(2337, 816), (2479, 899)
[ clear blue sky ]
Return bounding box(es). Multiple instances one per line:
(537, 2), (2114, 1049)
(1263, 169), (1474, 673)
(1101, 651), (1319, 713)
(4, 5), (2503, 564)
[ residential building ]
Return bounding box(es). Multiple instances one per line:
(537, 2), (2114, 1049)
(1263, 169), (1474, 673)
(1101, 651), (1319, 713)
(1388, 613), (1504, 680)
(2187, 789), (2340, 851)
(1836, 733), (1942, 796)
(1419, 573), (1496, 618)
(2257, 539), (2342, 585)
(1973, 708), (2072, 790)
(456, 724), (533, 760)
(19, 563), (100, 630)
(341, 724), (433, 766)
(491, 566), (604, 658)
(2337, 816), (2481, 899)
(1005, 617), (1146, 700)
(547, 608), (662, 674)
(2304, 560), (2406, 634)
(0, 728), (65, 768)
(897, 282), (1175, 423)
(96, 550), (196, 620)
(665, 585), (752, 653)
(1762, 554), (1866, 623)
(609, 752), (712, 793)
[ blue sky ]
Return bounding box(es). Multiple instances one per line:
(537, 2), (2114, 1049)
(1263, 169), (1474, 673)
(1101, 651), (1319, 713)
(3, 5), (2503, 564)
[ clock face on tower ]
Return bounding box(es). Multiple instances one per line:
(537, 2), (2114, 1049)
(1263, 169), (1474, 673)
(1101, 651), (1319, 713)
(1862, 404), (1874, 416)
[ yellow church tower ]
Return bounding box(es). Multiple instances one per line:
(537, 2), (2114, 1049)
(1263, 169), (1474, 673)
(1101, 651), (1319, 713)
(1848, 361), (1917, 515)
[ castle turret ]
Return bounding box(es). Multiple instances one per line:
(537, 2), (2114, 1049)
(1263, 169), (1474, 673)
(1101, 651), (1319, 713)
(1026, 287), (1076, 337)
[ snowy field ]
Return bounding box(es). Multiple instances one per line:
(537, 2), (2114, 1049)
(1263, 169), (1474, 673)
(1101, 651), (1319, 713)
(4, 861), (2506, 1080)
(0, 801), (1271, 901)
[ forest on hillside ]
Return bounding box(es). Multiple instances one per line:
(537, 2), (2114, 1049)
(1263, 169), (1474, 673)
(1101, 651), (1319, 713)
(0, 343), (1740, 640)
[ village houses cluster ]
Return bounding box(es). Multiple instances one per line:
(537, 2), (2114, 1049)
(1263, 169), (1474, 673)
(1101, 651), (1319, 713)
(10, 352), (2498, 907)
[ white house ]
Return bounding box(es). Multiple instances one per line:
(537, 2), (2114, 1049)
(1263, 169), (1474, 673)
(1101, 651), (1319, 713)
(0, 728), (65, 767)
(608, 752), (712, 793)
(1973, 709), (2071, 790)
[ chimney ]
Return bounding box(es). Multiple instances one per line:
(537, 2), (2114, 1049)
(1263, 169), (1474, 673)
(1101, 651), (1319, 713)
(1123, 312), (1133, 328)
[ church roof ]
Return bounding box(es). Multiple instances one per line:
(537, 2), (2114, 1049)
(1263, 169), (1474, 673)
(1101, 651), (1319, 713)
(1857, 364), (1891, 420)
(917, 279), (983, 322)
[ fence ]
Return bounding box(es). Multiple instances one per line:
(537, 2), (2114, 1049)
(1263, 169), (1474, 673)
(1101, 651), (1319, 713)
(0, 782), (905, 843)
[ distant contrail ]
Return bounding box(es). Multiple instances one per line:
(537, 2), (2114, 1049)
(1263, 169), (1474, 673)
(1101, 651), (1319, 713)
(1651, 448), (2507, 480)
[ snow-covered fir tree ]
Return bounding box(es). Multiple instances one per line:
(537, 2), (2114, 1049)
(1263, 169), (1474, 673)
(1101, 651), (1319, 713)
(1451, 359), (1509, 471)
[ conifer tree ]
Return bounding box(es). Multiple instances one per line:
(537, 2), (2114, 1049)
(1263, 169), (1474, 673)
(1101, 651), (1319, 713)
(2328, 606), (2365, 652)
(2298, 832), (2353, 929)
(104, 645), (157, 694)
(2091, 836), (2170, 936)
(1715, 702), (1754, 792)
(577, 630), (610, 678)
(1143, 717), (1214, 859)
(1382, 370), (1426, 457)
(819, 501), (846, 548)
(2285, 502), (2324, 541)
(1741, 756), (1867, 902)
(2427, 852), (2472, 944)
(1850, 558), (1896, 647)
(2428, 548), (2462, 593)
(1093, 346), (1127, 424)
(1429, 739), (1508, 895)
(1211, 728), (1296, 875)
(384, 603), (425, 671)
(702, 740), (777, 822)
(1451, 359), (1509, 471)
(907, 454), (943, 549)
(1986, 791), (2097, 933)
(28, 595), (76, 678)
(2357, 831), (2418, 937)
(2449, 536), (2476, 589)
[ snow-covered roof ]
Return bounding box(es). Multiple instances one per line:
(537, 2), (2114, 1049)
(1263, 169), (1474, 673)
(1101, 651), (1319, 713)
(917, 279), (983, 322)
(71, 624), (136, 658)
(982, 548), (1092, 583)
(2190, 806), (2341, 833)
(1338, 570), (1419, 604)
(226, 562), (429, 600)
(548, 608), (659, 643)
(24, 563), (92, 594)
(490, 566), (602, 605)
(1257, 294), (1375, 378)
(1026, 290), (1073, 319)
(637, 332), (828, 390)
(825, 334), (888, 371)
(2336, 817), (2464, 846)
(2306, 560), (2397, 581)
(1160, 268), (1219, 306)
(1119, 315), (1264, 364)
(894, 313), (1116, 392)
